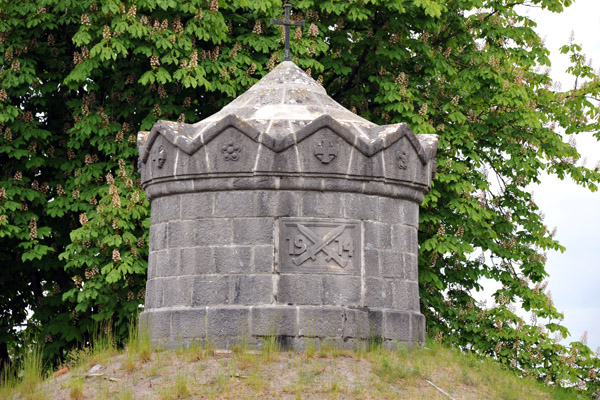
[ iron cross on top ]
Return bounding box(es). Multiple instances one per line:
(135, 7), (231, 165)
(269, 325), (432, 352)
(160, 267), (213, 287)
(270, 3), (305, 61)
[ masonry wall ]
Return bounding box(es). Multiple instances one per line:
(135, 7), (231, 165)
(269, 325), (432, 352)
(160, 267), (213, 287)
(141, 189), (425, 348)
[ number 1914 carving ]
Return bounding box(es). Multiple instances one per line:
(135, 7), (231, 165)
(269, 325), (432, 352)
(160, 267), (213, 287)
(279, 219), (360, 274)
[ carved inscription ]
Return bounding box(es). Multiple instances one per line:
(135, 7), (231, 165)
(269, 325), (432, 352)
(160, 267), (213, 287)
(279, 218), (360, 274)
(314, 139), (338, 164)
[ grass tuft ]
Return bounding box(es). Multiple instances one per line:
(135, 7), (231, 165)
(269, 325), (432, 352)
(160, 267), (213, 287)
(68, 374), (85, 400)
(21, 341), (45, 394)
(127, 316), (152, 363)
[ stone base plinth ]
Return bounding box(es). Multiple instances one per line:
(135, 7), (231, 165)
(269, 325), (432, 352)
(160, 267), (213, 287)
(139, 305), (425, 350)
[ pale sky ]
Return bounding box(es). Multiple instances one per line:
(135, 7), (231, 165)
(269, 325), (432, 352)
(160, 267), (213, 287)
(526, 0), (600, 353)
(475, 0), (600, 352)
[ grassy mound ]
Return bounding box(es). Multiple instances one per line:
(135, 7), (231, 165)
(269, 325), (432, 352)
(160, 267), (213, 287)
(1, 333), (589, 399)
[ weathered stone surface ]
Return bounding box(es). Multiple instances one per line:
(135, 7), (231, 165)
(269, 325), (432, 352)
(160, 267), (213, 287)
(139, 61), (437, 350)
(149, 223), (167, 251)
(180, 246), (214, 275)
(343, 193), (378, 220)
(214, 191), (255, 217)
(277, 274), (322, 305)
(230, 274), (273, 305)
(180, 193), (213, 219)
(256, 191), (299, 217)
(253, 245), (274, 273)
(214, 246), (252, 273)
(232, 218), (274, 244)
(383, 310), (411, 341)
(167, 220), (196, 248)
(151, 195), (181, 224)
(380, 251), (405, 279)
(172, 308), (207, 339)
(251, 306), (298, 336)
(206, 306), (251, 338)
(321, 275), (361, 306)
(364, 278), (393, 308)
(161, 276), (192, 307)
(192, 275), (229, 306)
(364, 221), (392, 249)
(196, 219), (232, 246)
(298, 306), (344, 337)
(155, 249), (179, 277)
(300, 192), (343, 218)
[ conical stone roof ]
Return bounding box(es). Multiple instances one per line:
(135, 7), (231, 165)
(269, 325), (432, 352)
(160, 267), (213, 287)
(140, 62), (437, 163)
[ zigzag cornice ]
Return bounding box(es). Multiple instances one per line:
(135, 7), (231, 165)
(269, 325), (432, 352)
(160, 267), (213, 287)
(141, 114), (432, 165)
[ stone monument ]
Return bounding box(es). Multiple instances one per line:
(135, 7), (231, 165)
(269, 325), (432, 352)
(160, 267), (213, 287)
(137, 60), (438, 349)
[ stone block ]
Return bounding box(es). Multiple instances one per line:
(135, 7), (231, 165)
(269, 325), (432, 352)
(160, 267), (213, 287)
(411, 312), (426, 342)
(251, 306), (298, 336)
(214, 246), (252, 273)
(253, 245), (274, 273)
(408, 281), (420, 311)
(343, 193), (378, 220)
(149, 223), (168, 251)
(192, 275), (229, 306)
(380, 251), (405, 279)
(255, 145), (301, 174)
(214, 191), (255, 217)
(164, 180), (194, 196)
(277, 274), (322, 305)
(343, 308), (370, 339)
(232, 218), (274, 245)
(206, 306), (251, 338)
(364, 221), (392, 249)
(171, 308), (206, 339)
(348, 149), (384, 178)
(391, 224), (417, 254)
(367, 309), (384, 338)
(378, 197), (419, 227)
(162, 276), (193, 307)
(321, 275), (361, 306)
(230, 275), (273, 305)
(404, 253), (418, 281)
(151, 195), (181, 223)
(175, 147), (208, 176)
(300, 192), (343, 218)
(144, 279), (162, 309)
(383, 310), (411, 342)
(298, 306), (344, 338)
(147, 251), (157, 279)
(155, 249), (179, 277)
(167, 220), (196, 248)
(180, 193), (213, 219)
(363, 248), (381, 277)
(390, 280), (411, 310)
(364, 278), (392, 308)
(256, 191), (299, 217)
(196, 219), (232, 246)
(180, 246), (214, 275)
(141, 309), (171, 340)
(232, 176), (279, 190)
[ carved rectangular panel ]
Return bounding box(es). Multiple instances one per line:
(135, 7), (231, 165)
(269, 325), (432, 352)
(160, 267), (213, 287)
(279, 218), (361, 274)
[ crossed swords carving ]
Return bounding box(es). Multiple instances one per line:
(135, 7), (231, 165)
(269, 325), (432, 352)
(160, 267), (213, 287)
(292, 224), (349, 268)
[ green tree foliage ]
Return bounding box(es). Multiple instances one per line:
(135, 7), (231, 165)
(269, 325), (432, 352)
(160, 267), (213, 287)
(0, 0), (598, 393)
